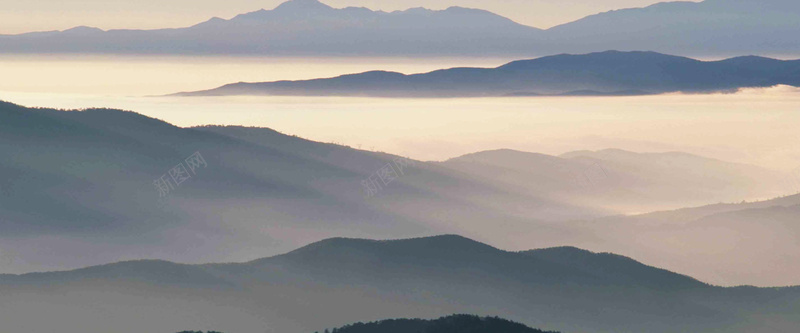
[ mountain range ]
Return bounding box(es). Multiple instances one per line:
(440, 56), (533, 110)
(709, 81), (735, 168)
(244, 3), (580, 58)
(174, 51), (800, 97)
(1, 99), (798, 286)
(0, 99), (609, 271)
(1, 0), (799, 57)
(441, 147), (789, 213)
(1, 235), (798, 333)
(571, 192), (800, 286)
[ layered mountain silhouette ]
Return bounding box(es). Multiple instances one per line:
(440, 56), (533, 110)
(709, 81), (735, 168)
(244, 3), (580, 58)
(175, 51), (800, 97)
(575, 192), (800, 286)
(1, 99), (797, 284)
(1, 0), (799, 56)
(1, 235), (798, 333)
(442, 148), (788, 212)
(439, 148), (800, 286)
(0, 0), (539, 56)
(0, 99), (616, 273)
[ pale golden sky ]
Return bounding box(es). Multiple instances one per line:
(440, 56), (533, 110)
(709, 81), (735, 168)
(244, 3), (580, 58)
(0, 0), (689, 34)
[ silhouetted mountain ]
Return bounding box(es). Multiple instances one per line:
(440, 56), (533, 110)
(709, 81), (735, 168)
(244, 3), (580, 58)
(521, 246), (702, 290)
(319, 315), (558, 333)
(176, 51), (800, 97)
(437, 147), (800, 286)
(0, 100), (607, 273)
(627, 192), (800, 225)
(439, 147), (788, 212)
(1, 235), (798, 333)
(3, 99), (797, 284)
(0, 0), (540, 56)
(256, 234), (707, 291)
(571, 193), (800, 286)
(546, 0), (800, 56)
(1, 0), (799, 56)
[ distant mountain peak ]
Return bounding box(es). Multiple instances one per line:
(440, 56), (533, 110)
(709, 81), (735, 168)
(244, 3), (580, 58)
(443, 5), (497, 15)
(62, 26), (104, 33)
(520, 246), (596, 258)
(269, 235), (501, 264)
(399, 6), (432, 13)
(291, 234), (489, 252)
(446, 149), (561, 164)
(325, 315), (555, 333)
(273, 0), (333, 12)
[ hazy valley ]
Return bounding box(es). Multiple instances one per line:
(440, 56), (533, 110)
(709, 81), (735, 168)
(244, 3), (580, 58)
(1, 100), (798, 287)
(2, 0), (799, 332)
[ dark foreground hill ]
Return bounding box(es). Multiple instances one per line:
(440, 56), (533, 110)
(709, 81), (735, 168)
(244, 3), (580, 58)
(1, 235), (798, 333)
(318, 315), (558, 333)
(176, 51), (800, 97)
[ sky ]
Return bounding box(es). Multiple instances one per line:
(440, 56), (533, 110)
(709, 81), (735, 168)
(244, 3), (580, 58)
(0, 0), (688, 34)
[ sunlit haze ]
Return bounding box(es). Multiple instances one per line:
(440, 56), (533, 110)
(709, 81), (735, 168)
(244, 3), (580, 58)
(3, 2), (800, 331)
(3, 59), (799, 173)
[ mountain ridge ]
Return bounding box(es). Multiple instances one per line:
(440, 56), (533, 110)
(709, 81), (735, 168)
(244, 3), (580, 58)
(175, 51), (800, 97)
(3, 0), (800, 56)
(0, 234), (710, 290)
(2, 234), (799, 333)
(439, 144), (788, 213)
(2, 100), (797, 287)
